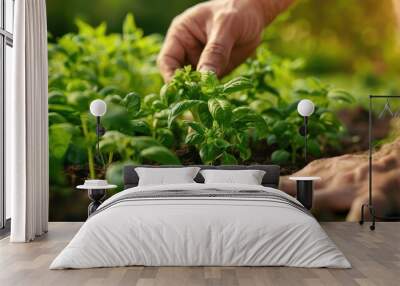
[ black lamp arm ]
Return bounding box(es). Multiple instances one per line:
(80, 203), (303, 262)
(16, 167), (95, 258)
(95, 116), (106, 166)
(96, 117), (106, 136)
(304, 116), (308, 163)
(298, 116), (309, 164)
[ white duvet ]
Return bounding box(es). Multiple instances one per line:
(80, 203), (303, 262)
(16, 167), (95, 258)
(50, 183), (351, 269)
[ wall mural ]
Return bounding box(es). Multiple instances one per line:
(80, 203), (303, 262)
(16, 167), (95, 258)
(47, 0), (400, 222)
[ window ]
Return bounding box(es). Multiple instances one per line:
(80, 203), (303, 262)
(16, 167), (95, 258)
(0, 0), (14, 230)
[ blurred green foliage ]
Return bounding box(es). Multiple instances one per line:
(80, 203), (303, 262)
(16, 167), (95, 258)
(262, 0), (400, 99)
(47, 0), (203, 38)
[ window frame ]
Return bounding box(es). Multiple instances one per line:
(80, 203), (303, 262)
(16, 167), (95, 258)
(0, 0), (14, 231)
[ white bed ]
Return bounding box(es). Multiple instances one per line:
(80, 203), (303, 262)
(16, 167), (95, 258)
(50, 183), (351, 269)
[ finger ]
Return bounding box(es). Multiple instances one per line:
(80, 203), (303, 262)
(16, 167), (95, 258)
(182, 38), (203, 70)
(178, 15), (207, 68)
(223, 37), (261, 76)
(158, 14), (206, 82)
(157, 33), (186, 82)
(197, 19), (235, 76)
(158, 16), (196, 82)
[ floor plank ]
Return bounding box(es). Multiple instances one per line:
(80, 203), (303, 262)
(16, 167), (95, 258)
(0, 222), (398, 286)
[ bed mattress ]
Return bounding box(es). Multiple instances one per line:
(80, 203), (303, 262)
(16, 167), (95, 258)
(50, 183), (351, 269)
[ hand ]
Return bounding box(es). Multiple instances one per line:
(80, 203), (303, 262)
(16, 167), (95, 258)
(280, 138), (400, 221)
(157, 0), (293, 82)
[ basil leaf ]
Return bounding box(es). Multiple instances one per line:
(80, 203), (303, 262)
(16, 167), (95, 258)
(168, 100), (202, 127)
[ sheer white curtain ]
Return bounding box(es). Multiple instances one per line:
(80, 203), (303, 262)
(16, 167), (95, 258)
(8, 0), (49, 242)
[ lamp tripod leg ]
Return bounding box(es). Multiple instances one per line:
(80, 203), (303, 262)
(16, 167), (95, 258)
(369, 206), (376, 231)
(359, 203), (376, 230)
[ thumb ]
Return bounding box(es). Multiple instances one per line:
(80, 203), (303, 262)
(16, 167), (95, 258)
(197, 24), (235, 76)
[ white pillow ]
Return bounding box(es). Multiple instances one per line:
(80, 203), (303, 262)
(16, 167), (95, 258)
(135, 167), (201, 186)
(200, 169), (266, 185)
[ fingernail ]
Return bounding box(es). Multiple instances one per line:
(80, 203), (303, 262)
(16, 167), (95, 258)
(199, 65), (217, 73)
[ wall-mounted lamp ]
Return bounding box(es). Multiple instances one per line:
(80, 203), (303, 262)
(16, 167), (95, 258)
(297, 99), (315, 163)
(90, 99), (107, 163)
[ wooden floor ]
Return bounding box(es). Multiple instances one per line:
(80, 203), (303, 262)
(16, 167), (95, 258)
(0, 222), (399, 286)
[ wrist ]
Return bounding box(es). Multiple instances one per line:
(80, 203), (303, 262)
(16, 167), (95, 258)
(249, 0), (294, 26)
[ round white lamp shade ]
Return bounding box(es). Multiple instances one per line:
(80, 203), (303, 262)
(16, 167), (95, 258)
(90, 99), (107, 117)
(297, 99), (315, 117)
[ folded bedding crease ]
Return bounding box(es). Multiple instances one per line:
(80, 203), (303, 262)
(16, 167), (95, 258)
(50, 183), (351, 269)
